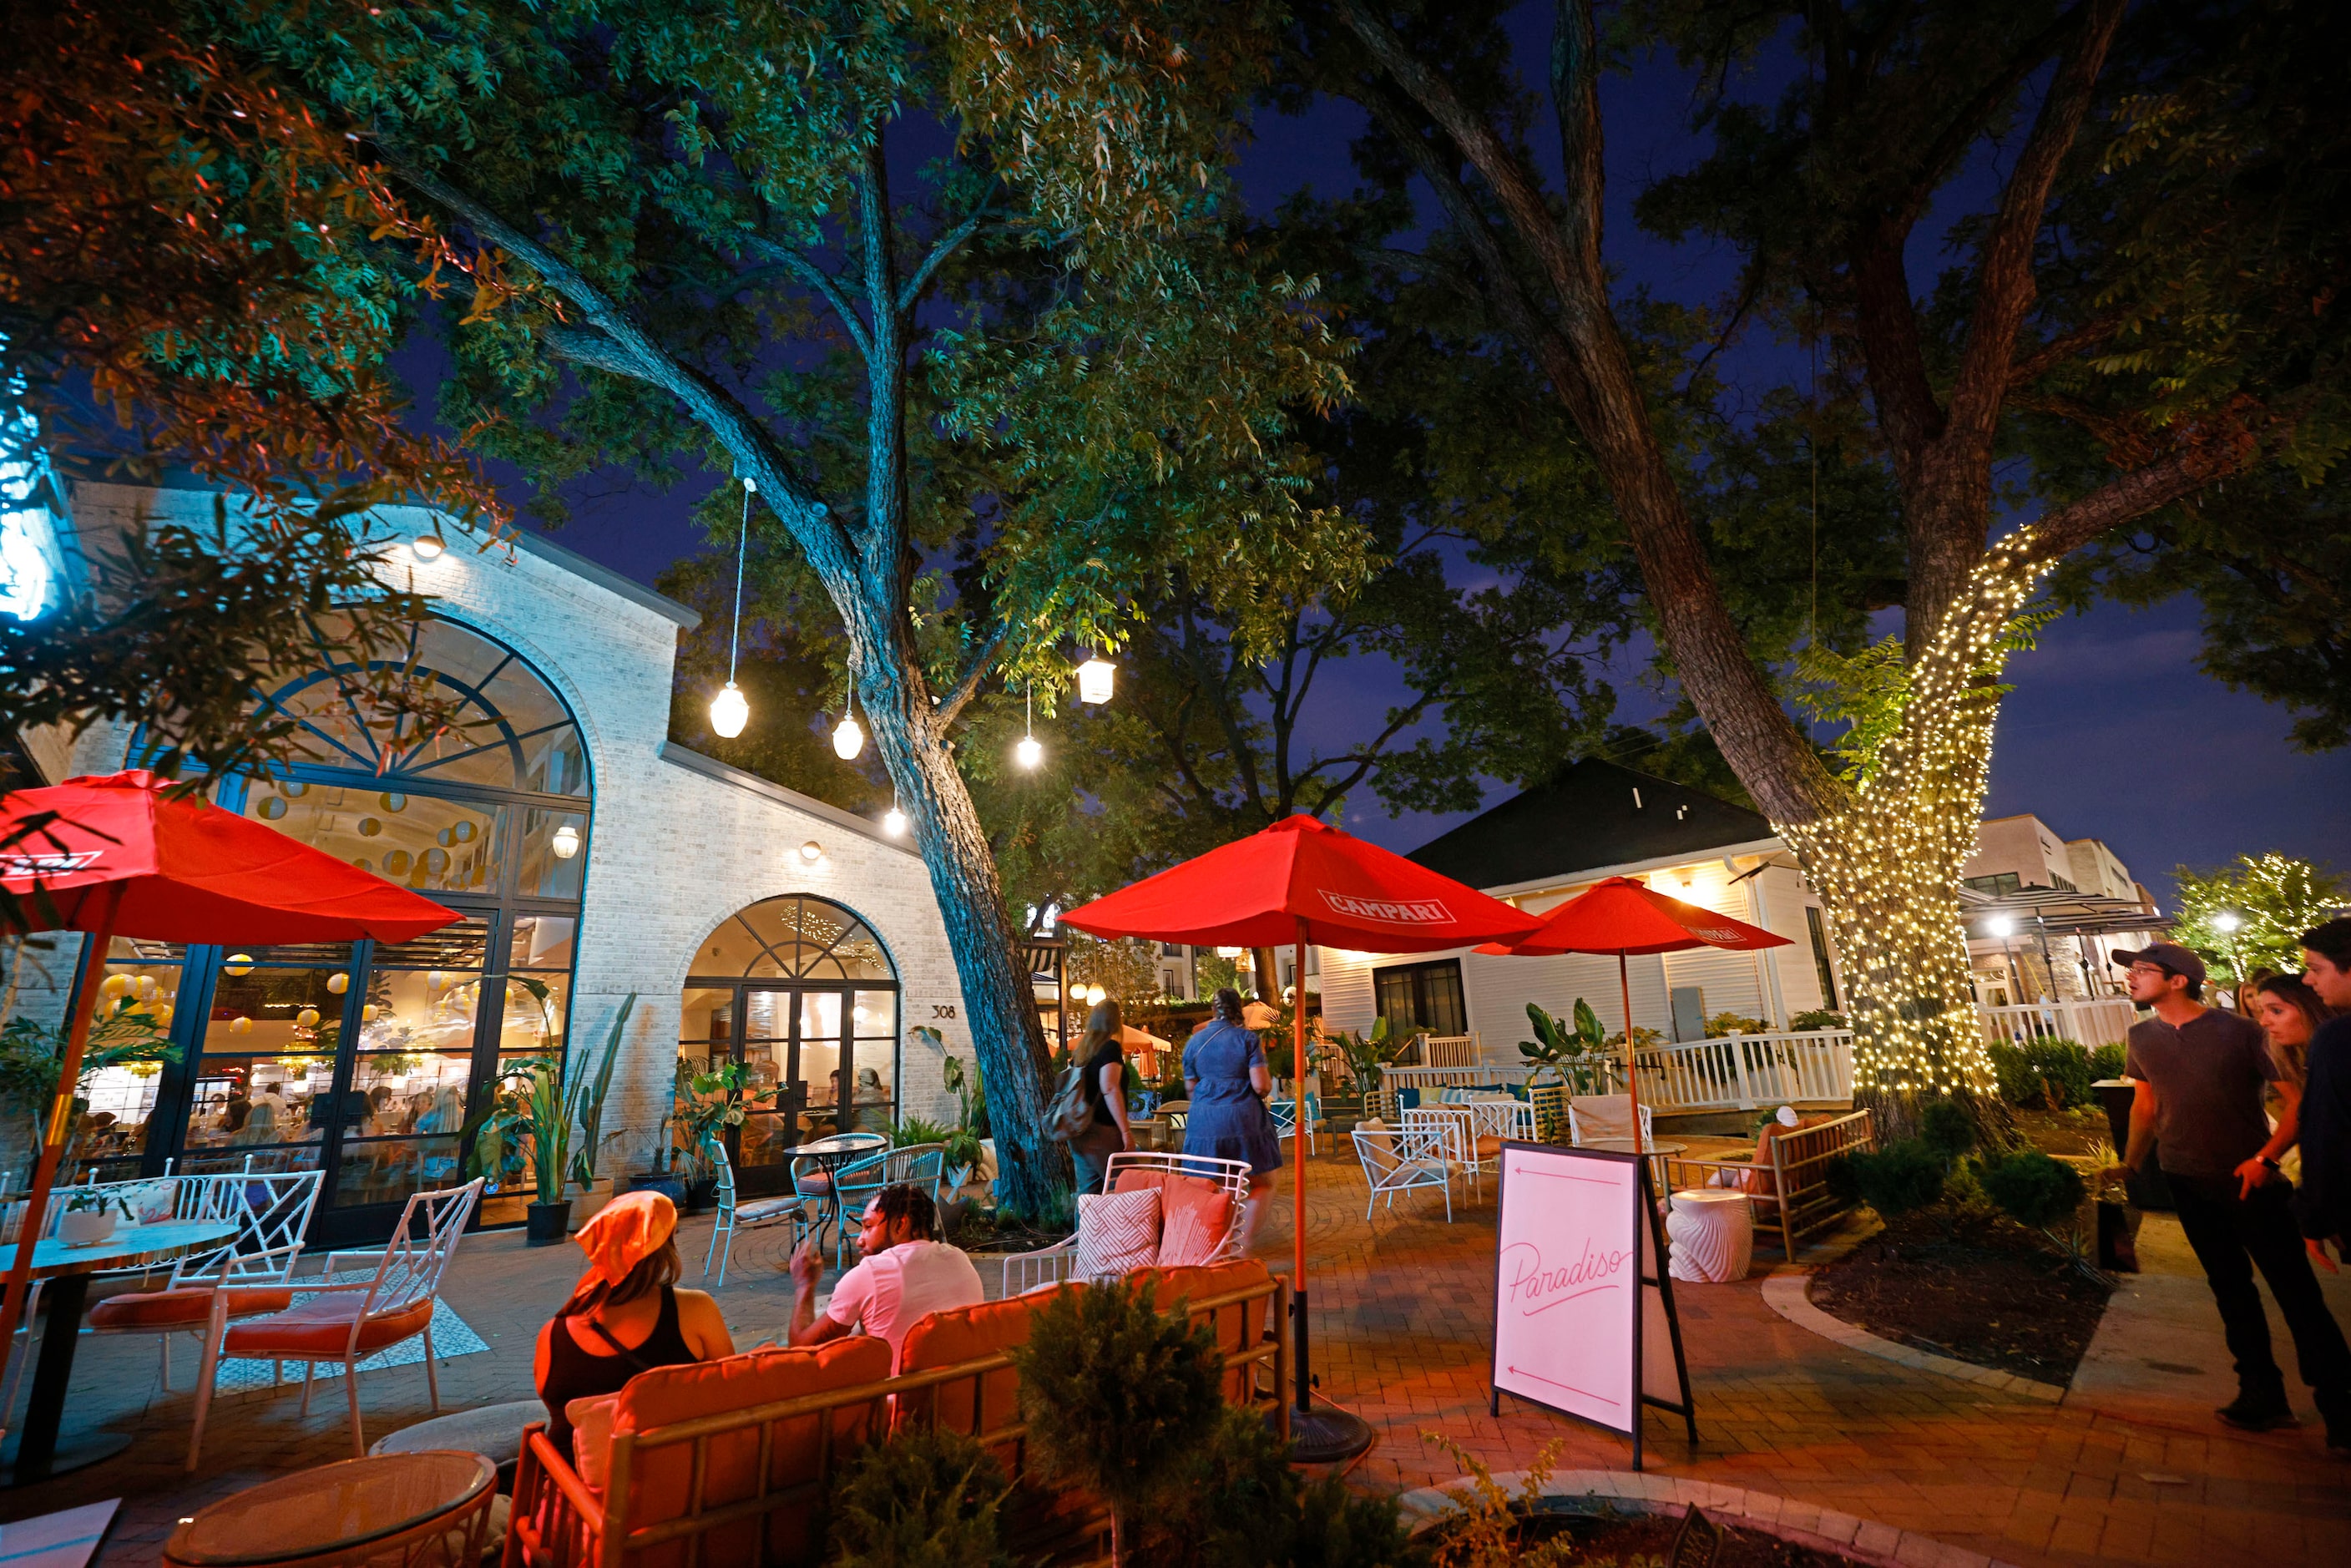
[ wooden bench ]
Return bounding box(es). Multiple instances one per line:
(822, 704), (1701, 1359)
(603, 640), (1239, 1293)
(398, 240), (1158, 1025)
(1659, 1107), (1876, 1257)
(503, 1266), (1288, 1568)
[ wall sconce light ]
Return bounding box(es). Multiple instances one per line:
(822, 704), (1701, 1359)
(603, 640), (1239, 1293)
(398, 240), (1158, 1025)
(799, 840), (824, 862)
(412, 533), (446, 560)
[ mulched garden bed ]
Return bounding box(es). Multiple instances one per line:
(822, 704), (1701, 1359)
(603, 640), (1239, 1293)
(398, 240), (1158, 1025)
(1487, 1505), (1874, 1567)
(1807, 1206), (2113, 1384)
(947, 1206), (1074, 1255)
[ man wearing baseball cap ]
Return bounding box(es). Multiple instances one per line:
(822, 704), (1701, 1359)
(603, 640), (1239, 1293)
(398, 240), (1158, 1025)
(2107, 941), (2351, 1439)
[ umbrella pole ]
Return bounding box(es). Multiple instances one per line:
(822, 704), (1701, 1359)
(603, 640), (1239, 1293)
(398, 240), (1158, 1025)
(0, 886), (124, 1425)
(1292, 920), (1310, 1411)
(1620, 950), (1645, 1147)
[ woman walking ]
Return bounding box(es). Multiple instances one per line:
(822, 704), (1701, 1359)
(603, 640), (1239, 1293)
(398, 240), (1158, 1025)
(1068, 999), (1132, 1195)
(1181, 987), (1283, 1250)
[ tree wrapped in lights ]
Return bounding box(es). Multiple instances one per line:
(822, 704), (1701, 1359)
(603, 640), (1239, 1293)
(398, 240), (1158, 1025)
(2170, 854), (2351, 988)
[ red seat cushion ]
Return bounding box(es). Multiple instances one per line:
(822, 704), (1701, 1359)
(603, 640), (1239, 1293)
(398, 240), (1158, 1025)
(223, 1293), (436, 1358)
(1155, 1180), (1235, 1267)
(88, 1286), (294, 1329)
(893, 1285), (1080, 1445)
(1130, 1260), (1274, 1405)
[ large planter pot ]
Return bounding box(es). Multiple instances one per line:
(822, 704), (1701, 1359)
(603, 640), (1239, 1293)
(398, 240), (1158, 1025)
(58, 1208), (117, 1247)
(524, 1201), (572, 1245)
(626, 1172), (689, 1210)
(567, 1177), (616, 1231)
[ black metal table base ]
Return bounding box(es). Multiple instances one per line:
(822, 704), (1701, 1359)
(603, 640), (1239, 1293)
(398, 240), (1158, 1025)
(0, 1430), (132, 1489)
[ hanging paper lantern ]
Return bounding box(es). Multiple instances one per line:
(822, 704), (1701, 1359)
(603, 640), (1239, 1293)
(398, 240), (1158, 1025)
(296, 1007), (321, 1029)
(224, 953), (255, 976)
(326, 972), (351, 995)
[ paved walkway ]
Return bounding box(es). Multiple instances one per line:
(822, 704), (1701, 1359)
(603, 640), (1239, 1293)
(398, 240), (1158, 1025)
(4, 1152), (2345, 1565)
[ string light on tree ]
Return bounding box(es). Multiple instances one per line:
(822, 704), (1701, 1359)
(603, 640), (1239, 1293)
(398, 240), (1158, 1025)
(710, 476), (755, 740)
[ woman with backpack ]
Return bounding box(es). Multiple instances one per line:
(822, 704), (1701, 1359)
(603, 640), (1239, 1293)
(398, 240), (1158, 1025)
(1182, 987), (1282, 1251)
(1060, 999), (1132, 1195)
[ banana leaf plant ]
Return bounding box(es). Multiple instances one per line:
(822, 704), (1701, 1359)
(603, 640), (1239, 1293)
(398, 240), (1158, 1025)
(673, 1058), (774, 1179)
(1332, 1015), (1410, 1097)
(1519, 999), (1613, 1094)
(466, 990), (635, 1203)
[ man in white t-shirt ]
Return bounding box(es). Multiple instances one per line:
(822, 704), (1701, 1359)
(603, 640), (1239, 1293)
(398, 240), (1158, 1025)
(786, 1183), (983, 1372)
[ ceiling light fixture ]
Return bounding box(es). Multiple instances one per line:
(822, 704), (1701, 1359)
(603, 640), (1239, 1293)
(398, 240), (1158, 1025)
(550, 822), (582, 859)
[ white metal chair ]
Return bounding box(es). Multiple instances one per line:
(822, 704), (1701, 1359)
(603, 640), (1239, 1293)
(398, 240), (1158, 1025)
(828, 1142), (948, 1267)
(1352, 1122), (1454, 1222)
(78, 1169), (323, 1393)
(700, 1143), (806, 1288)
(190, 1177), (483, 1465)
(1461, 1097), (1535, 1146)
(1403, 1105), (1498, 1198)
(997, 1150), (1252, 1296)
(1568, 1095), (1656, 1149)
(1266, 1094), (1325, 1155)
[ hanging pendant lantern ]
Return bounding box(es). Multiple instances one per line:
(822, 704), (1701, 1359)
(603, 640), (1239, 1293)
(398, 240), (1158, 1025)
(832, 677), (865, 760)
(1075, 652), (1115, 705)
(882, 805), (908, 837)
(1014, 685), (1043, 770)
(711, 475), (756, 738)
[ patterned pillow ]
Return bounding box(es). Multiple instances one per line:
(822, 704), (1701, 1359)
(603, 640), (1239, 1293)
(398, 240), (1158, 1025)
(1154, 1181), (1235, 1267)
(1072, 1188), (1161, 1279)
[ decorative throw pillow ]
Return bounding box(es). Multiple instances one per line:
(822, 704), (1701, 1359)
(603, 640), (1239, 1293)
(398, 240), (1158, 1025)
(1154, 1181), (1235, 1267)
(1071, 1188), (1161, 1279)
(564, 1393), (622, 1491)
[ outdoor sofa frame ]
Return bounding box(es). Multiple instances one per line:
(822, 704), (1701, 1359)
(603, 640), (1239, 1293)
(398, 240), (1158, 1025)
(503, 1271), (1289, 1568)
(1657, 1106), (1876, 1257)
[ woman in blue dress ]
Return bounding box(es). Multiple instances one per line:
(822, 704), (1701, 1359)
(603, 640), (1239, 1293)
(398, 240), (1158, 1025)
(1181, 988), (1283, 1250)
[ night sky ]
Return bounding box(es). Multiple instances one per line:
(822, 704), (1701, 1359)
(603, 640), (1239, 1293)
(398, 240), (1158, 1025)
(459, 13), (2351, 908)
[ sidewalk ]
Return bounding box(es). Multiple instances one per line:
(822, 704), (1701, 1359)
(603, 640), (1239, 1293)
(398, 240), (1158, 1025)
(5, 1153), (2346, 1565)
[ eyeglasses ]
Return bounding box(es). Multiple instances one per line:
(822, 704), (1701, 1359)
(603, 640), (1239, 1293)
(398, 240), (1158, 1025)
(2126, 963), (2172, 979)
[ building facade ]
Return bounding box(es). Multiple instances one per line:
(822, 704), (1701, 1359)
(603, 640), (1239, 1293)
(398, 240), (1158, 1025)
(1314, 761), (1846, 1053)
(1960, 812), (2163, 1003)
(13, 485), (973, 1242)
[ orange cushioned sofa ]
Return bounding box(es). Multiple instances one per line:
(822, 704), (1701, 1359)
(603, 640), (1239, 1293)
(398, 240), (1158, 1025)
(506, 1264), (1287, 1568)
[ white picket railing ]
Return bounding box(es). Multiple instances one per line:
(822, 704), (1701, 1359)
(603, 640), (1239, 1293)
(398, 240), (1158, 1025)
(1978, 997), (2141, 1050)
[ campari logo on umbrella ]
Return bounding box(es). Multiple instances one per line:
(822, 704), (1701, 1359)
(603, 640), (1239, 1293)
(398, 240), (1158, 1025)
(0, 850), (104, 878)
(1319, 890), (1454, 926)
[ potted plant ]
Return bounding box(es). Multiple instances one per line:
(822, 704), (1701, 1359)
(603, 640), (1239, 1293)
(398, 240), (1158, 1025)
(624, 1059), (695, 1208)
(467, 993), (634, 1242)
(674, 1059), (772, 1211)
(58, 1188), (131, 1247)
(1519, 999), (1610, 1141)
(1333, 1016), (1408, 1117)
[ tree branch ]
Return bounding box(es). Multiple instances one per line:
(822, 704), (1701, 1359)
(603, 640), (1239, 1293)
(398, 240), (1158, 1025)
(929, 621), (1011, 734)
(1944, 0), (2128, 451)
(2016, 446), (2239, 569)
(739, 234), (872, 362)
(897, 205), (990, 316)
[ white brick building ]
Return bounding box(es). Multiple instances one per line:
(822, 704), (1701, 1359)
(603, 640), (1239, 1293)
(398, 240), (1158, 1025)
(13, 483), (969, 1241)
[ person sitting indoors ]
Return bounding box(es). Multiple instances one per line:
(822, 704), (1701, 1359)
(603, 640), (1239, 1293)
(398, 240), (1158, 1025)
(535, 1191), (732, 1459)
(786, 1182), (982, 1373)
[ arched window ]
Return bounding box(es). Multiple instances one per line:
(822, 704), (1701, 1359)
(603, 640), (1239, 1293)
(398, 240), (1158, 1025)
(99, 616), (592, 1242)
(680, 896), (901, 1195)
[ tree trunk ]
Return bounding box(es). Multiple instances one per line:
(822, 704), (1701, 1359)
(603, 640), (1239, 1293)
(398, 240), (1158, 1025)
(857, 654), (1067, 1219)
(1251, 947), (1280, 1001)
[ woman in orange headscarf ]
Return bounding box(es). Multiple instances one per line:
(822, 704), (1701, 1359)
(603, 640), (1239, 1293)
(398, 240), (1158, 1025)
(533, 1191), (733, 1457)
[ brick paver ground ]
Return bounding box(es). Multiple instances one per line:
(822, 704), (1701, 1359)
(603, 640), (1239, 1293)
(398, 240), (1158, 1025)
(4, 1148), (2345, 1565)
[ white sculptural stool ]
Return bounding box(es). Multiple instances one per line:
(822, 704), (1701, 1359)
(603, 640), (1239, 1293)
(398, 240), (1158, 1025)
(1666, 1188), (1753, 1283)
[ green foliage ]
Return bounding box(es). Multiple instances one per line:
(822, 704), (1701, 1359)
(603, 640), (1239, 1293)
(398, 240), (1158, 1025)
(1418, 1434), (1577, 1568)
(824, 1428), (1008, 1568)
(1333, 1016), (1412, 1096)
(1704, 1011), (1773, 1038)
(889, 1116), (955, 1151)
(1789, 1009), (1848, 1032)
(1141, 1405), (1418, 1568)
(1010, 1277), (1223, 1555)
(669, 1058), (776, 1180)
(2168, 854), (2351, 985)
(468, 994), (634, 1201)
(2089, 1044), (2126, 1082)
(1830, 1141), (1947, 1218)
(1917, 1100), (1977, 1162)
(1987, 1039), (2096, 1110)
(1978, 1151), (2088, 1232)
(1517, 1001), (1611, 1093)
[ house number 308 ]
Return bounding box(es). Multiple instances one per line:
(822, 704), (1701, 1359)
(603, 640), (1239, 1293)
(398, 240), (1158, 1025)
(932, 1004), (957, 1019)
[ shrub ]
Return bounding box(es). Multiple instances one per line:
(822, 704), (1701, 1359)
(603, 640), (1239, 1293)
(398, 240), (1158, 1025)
(825, 1427), (1008, 1568)
(1986, 1038), (2096, 1109)
(1918, 1099), (1976, 1161)
(1830, 1140), (1946, 1216)
(1012, 1278), (1223, 1565)
(1979, 1150), (2087, 1231)
(1144, 1405), (1418, 1568)
(890, 1115), (956, 1149)
(2088, 1044), (2126, 1081)
(1789, 1008), (1847, 1032)
(1704, 1011), (1773, 1037)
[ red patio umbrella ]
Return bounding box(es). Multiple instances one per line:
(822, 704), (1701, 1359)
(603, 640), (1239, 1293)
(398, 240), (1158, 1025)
(1062, 813), (1542, 1460)
(1476, 875), (1791, 1144)
(0, 770), (459, 1404)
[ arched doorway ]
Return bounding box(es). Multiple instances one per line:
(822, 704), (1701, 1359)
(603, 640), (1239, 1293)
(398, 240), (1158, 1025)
(93, 615), (591, 1242)
(679, 896), (900, 1196)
